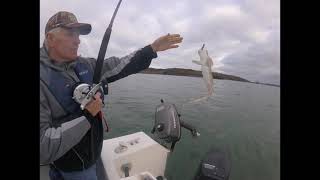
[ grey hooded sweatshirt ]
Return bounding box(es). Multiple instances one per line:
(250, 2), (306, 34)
(40, 45), (157, 165)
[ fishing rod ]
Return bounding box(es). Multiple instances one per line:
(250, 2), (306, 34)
(71, 0), (123, 163)
(90, 0), (123, 162)
(93, 0), (123, 84)
(73, 0), (123, 110)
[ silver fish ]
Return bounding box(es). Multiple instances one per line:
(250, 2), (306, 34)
(192, 44), (214, 96)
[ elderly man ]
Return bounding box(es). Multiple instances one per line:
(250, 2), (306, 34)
(40, 11), (183, 180)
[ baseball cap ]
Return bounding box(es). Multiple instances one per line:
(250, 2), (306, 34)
(45, 11), (92, 35)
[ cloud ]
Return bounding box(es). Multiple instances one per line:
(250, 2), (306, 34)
(40, 0), (280, 84)
(220, 28), (280, 84)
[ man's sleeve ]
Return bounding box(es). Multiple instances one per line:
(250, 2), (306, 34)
(97, 45), (157, 83)
(39, 82), (91, 164)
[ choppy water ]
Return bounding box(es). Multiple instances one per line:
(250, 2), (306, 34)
(103, 74), (280, 180)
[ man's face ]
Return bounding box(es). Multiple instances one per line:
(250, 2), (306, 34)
(47, 28), (81, 61)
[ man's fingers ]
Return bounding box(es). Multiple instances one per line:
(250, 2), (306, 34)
(170, 45), (179, 49)
(166, 34), (182, 40)
(167, 34), (180, 37)
(169, 39), (183, 45)
(168, 37), (183, 43)
(94, 92), (102, 100)
(175, 38), (183, 43)
(167, 35), (182, 40)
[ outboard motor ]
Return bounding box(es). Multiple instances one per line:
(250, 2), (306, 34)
(151, 99), (200, 151)
(194, 147), (231, 180)
(151, 99), (231, 180)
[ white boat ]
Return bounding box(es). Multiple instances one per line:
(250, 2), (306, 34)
(100, 131), (169, 180)
(40, 100), (230, 180)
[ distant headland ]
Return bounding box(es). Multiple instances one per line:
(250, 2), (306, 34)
(139, 68), (280, 87)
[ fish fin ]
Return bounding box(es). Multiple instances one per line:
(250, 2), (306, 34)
(186, 95), (210, 104)
(192, 60), (203, 66)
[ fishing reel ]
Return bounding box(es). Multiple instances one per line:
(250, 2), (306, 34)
(72, 80), (108, 110)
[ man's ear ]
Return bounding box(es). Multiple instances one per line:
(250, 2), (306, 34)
(46, 33), (55, 47)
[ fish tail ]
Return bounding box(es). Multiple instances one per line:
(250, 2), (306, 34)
(186, 95), (210, 104)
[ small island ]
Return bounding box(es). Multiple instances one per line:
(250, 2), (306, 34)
(139, 68), (280, 87)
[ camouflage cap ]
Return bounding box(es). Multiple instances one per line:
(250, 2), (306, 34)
(45, 11), (92, 35)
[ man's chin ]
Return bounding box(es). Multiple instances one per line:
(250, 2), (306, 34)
(67, 55), (78, 61)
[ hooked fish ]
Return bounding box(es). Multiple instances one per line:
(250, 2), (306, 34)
(182, 44), (214, 106)
(192, 44), (214, 97)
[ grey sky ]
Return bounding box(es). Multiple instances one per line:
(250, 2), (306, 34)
(40, 0), (280, 84)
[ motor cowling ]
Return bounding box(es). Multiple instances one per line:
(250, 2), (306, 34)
(194, 147), (231, 180)
(152, 100), (181, 149)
